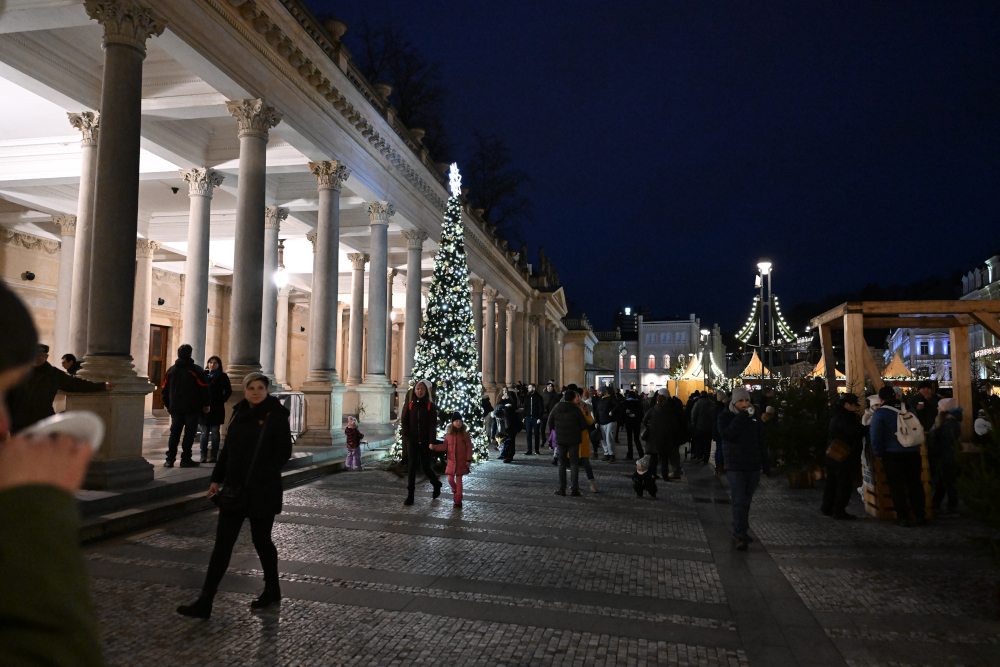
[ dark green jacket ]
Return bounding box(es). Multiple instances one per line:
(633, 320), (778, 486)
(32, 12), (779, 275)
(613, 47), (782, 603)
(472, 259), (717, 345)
(0, 486), (103, 666)
(7, 362), (105, 432)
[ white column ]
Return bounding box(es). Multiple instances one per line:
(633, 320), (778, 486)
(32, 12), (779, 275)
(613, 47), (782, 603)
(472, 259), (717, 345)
(129, 238), (160, 377)
(67, 112), (98, 359)
(225, 98), (282, 385)
(385, 268), (397, 380)
(529, 316), (539, 384)
(274, 284), (291, 388)
(259, 206), (287, 383)
(401, 230), (427, 386)
(506, 303), (517, 386)
(470, 279), (484, 370)
(346, 253), (369, 385)
(53, 215), (76, 358)
(483, 289), (497, 391)
(179, 167), (222, 366)
(495, 296), (508, 389)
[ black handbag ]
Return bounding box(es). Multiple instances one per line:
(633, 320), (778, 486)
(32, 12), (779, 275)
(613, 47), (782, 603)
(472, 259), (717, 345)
(211, 412), (271, 513)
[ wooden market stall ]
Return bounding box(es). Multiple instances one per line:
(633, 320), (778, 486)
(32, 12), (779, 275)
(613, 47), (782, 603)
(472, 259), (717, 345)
(673, 356), (705, 403)
(809, 300), (1000, 519)
(739, 350), (770, 381)
(807, 354), (845, 390)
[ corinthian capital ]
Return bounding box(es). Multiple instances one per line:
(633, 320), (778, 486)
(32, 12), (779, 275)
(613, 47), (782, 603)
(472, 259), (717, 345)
(506, 303), (517, 314)
(308, 160), (351, 191)
(53, 215), (77, 237)
(84, 0), (166, 52)
(348, 252), (370, 270)
(68, 111), (100, 147)
(179, 168), (224, 197)
(469, 278), (484, 294)
(366, 201), (396, 225)
(264, 206), (289, 231)
(135, 237), (161, 258)
(306, 232), (317, 252)
(484, 288), (498, 303)
(403, 229), (429, 249)
(226, 99), (282, 140)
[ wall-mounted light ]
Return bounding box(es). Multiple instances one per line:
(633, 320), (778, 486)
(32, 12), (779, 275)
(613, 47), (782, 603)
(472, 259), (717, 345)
(300, 326), (305, 332)
(21, 271), (35, 281)
(157, 298), (165, 306)
(171, 187), (179, 194)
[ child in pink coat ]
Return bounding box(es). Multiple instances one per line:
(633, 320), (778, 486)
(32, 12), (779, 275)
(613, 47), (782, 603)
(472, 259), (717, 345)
(430, 412), (473, 508)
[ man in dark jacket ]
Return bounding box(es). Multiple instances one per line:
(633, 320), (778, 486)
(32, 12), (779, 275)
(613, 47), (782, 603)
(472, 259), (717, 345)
(690, 393), (717, 464)
(821, 393), (867, 520)
(909, 381), (940, 432)
(717, 387), (770, 551)
(61, 353), (82, 376)
(711, 390), (729, 472)
(547, 390), (588, 496)
(524, 384), (545, 455)
(7, 344), (110, 433)
(594, 386), (619, 462)
(622, 391), (645, 459)
(400, 380), (442, 505)
(161, 344), (211, 468)
(541, 381), (560, 434)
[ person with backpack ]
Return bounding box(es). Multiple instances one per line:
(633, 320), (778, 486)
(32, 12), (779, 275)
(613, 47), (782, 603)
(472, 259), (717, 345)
(547, 389), (588, 496)
(622, 390), (645, 460)
(870, 386), (927, 527)
(161, 344), (211, 468)
(928, 398), (961, 516)
(594, 385), (619, 462)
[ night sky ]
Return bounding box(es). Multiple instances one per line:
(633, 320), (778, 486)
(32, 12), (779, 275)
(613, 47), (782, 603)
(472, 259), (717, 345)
(305, 0), (1000, 333)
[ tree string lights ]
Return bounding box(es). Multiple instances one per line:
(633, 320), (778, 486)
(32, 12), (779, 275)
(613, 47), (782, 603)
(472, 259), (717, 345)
(390, 163), (488, 461)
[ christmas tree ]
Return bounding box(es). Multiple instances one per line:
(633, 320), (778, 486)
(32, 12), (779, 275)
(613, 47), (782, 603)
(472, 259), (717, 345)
(391, 164), (487, 461)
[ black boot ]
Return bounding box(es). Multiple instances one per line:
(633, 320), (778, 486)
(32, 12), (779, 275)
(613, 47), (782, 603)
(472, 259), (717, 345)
(250, 585), (281, 610)
(177, 592), (213, 619)
(403, 491), (415, 506)
(432, 482), (442, 499)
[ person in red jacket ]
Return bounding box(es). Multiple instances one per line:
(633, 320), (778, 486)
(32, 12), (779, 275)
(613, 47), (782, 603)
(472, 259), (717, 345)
(430, 412), (473, 509)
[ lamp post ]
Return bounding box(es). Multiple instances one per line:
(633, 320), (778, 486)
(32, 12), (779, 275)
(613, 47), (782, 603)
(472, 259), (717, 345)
(701, 328), (711, 390)
(617, 341), (627, 392)
(757, 258), (772, 387)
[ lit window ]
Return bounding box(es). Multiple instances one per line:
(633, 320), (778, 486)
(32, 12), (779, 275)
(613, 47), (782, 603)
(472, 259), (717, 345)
(648, 355), (655, 369)
(920, 341), (929, 356)
(629, 355), (636, 370)
(663, 354), (670, 368)
(619, 356), (623, 369)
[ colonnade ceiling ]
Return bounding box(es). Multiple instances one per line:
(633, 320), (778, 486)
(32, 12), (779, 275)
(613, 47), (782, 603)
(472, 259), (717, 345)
(0, 0), (535, 314)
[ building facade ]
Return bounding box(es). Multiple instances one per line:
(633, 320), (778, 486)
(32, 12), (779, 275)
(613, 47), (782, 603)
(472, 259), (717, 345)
(0, 0), (572, 488)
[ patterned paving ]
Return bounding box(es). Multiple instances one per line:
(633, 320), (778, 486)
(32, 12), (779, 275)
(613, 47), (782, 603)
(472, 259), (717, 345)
(85, 435), (999, 666)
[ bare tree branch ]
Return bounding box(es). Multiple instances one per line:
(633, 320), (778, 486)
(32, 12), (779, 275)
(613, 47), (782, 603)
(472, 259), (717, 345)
(466, 131), (532, 245)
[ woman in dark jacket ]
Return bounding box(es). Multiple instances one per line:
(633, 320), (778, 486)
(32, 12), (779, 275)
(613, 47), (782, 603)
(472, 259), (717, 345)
(177, 372), (292, 619)
(400, 379), (442, 506)
(199, 355), (233, 463)
(640, 391), (678, 480)
(821, 393), (866, 519)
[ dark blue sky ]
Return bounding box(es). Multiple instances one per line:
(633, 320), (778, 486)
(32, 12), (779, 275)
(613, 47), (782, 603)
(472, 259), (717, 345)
(305, 0), (1000, 332)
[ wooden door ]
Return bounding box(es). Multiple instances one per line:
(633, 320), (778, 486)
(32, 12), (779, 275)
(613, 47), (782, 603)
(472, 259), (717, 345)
(148, 325), (170, 409)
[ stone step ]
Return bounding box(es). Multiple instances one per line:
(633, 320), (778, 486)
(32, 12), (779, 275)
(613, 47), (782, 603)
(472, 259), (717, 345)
(79, 448), (387, 544)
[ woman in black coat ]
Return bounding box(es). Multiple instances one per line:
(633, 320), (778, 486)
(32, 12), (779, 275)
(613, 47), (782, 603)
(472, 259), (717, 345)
(199, 355), (233, 463)
(177, 372), (292, 619)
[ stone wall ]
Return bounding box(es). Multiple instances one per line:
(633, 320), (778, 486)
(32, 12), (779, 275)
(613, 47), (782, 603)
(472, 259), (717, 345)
(1, 228), (61, 351)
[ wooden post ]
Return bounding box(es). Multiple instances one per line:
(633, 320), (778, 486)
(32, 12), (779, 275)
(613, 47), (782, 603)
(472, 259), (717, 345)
(950, 325), (973, 442)
(819, 324), (837, 400)
(843, 312), (866, 398)
(863, 346), (885, 393)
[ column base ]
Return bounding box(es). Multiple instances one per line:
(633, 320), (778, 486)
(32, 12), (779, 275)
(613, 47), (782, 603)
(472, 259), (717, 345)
(65, 355), (155, 490)
(84, 456), (155, 490)
(357, 376), (394, 428)
(226, 363), (262, 389)
(298, 379), (347, 452)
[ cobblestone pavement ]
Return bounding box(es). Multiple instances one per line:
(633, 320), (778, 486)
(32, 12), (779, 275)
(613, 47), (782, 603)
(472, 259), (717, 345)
(86, 436), (999, 666)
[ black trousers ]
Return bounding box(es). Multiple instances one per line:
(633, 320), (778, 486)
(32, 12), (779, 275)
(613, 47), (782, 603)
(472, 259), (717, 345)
(407, 449), (440, 493)
(692, 432), (712, 463)
(821, 456), (856, 515)
(930, 456), (959, 510)
(881, 451), (926, 520)
(649, 446), (679, 478)
(624, 421), (644, 458)
(633, 475), (657, 497)
(203, 511), (278, 597)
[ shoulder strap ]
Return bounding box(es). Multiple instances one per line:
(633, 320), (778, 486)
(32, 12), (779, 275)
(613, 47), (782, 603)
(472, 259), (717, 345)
(244, 413), (271, 485)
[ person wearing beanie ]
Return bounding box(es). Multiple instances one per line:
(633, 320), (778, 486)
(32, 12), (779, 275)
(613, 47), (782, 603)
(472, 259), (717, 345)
(928, 398), (962, 516)
(871, 385), (927, 526)
(0, 283), (104, 666)
(821, 393), (867, 520)
(717, 386), (769, 550)
(862, 394), (882, 427)
(632, 455), (657, 498)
